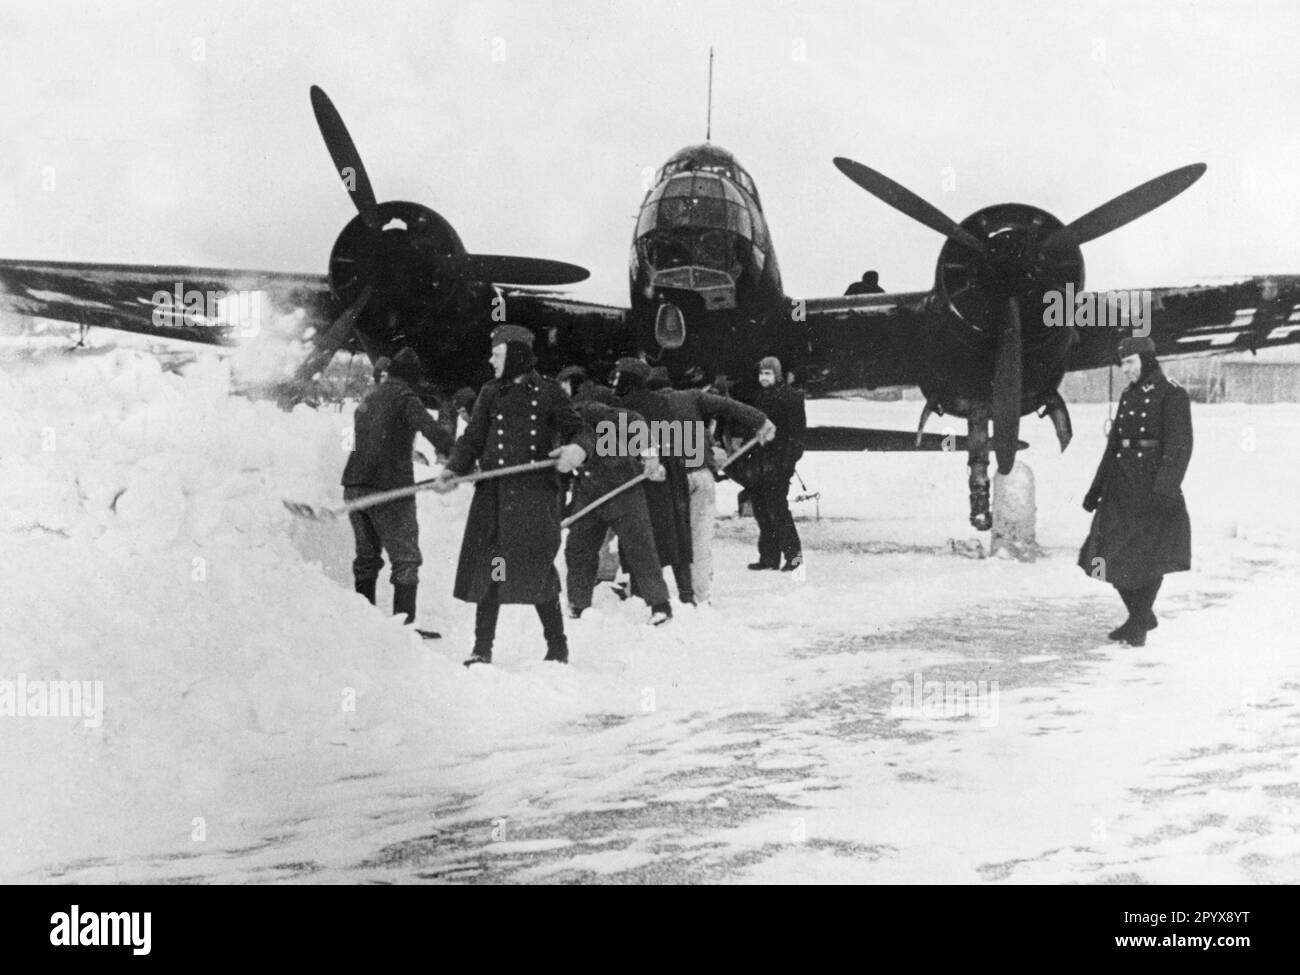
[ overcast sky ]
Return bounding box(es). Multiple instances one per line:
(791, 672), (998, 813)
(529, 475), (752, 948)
(2, 0), (1298, 305)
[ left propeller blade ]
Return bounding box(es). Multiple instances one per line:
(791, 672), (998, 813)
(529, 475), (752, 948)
(310, 86), (382, 232)
(291, 283), (374, 386)
(991, 295), (1023, 475)
(834, 157), (986, 253)
(1040, 163), (1206, 252)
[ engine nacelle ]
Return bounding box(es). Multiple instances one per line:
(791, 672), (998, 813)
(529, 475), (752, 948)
(328, 201), (465, 309)
(934, 203), (1084, 337)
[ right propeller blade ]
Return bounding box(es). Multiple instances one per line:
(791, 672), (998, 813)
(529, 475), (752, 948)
(310, 86), (383, 232)
(834, 157), (986, 253)
(1040, 163), (1206, 252)
(991, 295), (1023, 475)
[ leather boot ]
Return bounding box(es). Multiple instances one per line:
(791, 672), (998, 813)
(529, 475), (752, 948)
(537, 598), (569, 663)
(1126, 579), (1162, 642)
(464, 596), (499, 666)
(1109, 587), (1138, 640)
(394, 583), (440, 639)
(355, 578), (377, 605)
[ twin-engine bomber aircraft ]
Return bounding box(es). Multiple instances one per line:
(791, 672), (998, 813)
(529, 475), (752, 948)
(4, 86), (1300, 528)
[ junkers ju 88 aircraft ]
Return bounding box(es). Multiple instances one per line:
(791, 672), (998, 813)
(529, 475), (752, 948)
(4, 86), (1300, 529)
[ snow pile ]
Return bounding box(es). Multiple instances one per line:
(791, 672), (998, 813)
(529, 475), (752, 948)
(0, 349), (477, 874)
(0, 348), (783, 877)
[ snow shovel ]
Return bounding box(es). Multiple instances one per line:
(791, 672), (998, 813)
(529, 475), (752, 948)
(716, 433), (762, 473)
(562, 435), (762, 529)
(283, 459), (559, 521)
(561, 471), (651, 528)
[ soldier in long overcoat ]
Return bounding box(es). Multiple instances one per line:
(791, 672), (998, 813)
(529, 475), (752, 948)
(1078, 336), (1193, 646)
(435, 325), (593, 665)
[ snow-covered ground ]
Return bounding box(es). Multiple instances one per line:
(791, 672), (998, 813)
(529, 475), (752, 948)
(2, 339), (1298, 883)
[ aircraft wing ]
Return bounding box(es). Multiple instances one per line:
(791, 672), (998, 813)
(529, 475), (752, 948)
(803, 427), (980, 451)
(0, 258), (339, 347)
(1066, 274), (1300, 370)
(500, 289), (629, 335)
(498, 288), (633, 371)
(799, 290), (932, 392)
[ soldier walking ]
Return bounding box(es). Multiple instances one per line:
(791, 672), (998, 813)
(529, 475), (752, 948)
(1079, 336), (1193, 647)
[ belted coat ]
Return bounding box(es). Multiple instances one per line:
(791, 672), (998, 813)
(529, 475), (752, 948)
(446, 371), (593, 604)
(1078, 367), (1193, 588)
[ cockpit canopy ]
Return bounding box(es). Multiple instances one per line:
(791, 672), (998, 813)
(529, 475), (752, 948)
(655, 143), (761, 205)
(636, 172), (753, 241)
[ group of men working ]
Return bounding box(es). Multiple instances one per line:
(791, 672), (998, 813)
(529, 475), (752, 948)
(340, 329), (1193, 663)
(340, 325), (808, 666)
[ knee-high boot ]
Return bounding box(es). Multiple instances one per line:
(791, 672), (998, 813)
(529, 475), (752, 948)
(1110, 586), (1138, 641)
(355, 578), (377, 605)
(1131, 578), (1162, 633)
(536, 597), (568, 663)
(1115, 578), (1162, 647)
(394, 583), (440, 639)
(465, 586), (500, 666)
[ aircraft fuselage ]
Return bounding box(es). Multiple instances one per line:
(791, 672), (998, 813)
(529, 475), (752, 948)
(628, 143), (795, 392)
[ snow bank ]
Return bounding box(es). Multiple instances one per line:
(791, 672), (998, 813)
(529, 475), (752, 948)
(0, 348), (813, 876)
(0, 351), (422, 870)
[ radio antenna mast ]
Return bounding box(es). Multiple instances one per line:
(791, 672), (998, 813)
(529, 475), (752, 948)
(706, 47), (714, 141)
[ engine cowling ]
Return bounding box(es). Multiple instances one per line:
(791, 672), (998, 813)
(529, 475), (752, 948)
(328, 201), (465, 309)
(934, 203), (1084, 337)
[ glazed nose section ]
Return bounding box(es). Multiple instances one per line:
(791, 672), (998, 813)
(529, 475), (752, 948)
(641, 234), (742, 310)
(635, 171), (756, 308)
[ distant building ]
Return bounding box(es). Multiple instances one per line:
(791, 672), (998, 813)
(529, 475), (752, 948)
(1062, 345), (1300, 403)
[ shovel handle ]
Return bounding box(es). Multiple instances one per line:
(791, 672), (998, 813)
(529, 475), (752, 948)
(285, 459), (559, 521)
(717, 434), (762, 473)
(561, 471), (650, 528)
